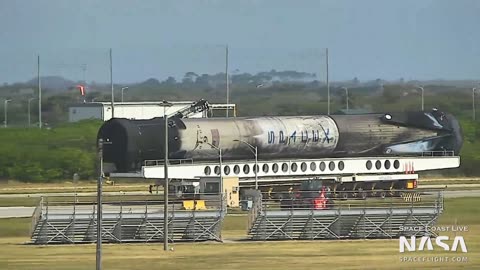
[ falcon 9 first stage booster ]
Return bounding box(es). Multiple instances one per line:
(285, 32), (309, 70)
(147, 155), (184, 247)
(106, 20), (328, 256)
(98, 109), (462, 173)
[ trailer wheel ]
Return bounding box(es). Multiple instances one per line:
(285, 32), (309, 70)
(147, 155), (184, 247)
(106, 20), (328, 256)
(359, 190), (367, 200)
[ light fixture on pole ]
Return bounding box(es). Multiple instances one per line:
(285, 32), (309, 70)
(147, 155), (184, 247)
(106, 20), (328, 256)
(158, 100), (173, 251)
(206, 142), (223, 196)
(233, 139), (258, 189)
(416, 85), (425, 111)
(341, 87), (349, 112)
(121, 87), (128, 102)
(28, 98), (36, 127)
(4, 99), (12, 128)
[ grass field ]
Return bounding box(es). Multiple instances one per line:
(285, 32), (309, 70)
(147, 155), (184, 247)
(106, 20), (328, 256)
(0, 194), (167, 207)
(0, 181), (152, 195)
(1, 197), (479, 269)
(1, 235), (478, 270)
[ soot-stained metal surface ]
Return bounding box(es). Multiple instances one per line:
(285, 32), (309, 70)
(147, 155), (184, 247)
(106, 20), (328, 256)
(97, 110), (463, 172)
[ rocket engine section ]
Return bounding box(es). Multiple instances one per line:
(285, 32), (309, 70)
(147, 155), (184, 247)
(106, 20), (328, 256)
(98, 110), (463, 173)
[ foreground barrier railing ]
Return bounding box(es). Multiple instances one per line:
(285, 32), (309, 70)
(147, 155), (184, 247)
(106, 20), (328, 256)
(248, 189), (444, 240)
(30, 197), (43, 236)
(31, 193), (226, 244)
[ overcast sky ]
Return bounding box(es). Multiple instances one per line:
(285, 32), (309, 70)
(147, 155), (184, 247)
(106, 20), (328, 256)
(0, 0), (479, 83)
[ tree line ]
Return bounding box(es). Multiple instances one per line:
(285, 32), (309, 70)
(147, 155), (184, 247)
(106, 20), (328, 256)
(0, 117), (479, 182)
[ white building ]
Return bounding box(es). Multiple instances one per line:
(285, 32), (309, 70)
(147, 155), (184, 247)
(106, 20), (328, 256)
(68, 101), (236, 122)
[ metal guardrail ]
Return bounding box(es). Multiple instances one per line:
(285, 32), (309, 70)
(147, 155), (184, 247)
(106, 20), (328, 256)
(257, 190), (443, 211)
(31, 193), (227, 244)
(38, 193), (225, 210)
(248, 189), (445, 240)
(421, 150), (455, 157)
(30, 197), (43, 236)
(247, 194), (263, 232)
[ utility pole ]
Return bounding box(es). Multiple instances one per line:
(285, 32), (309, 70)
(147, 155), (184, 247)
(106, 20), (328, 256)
(219, 148), (223, 194)
(342, 87), (349, 112)
(421, 86), (424, 111)
(28, 98), (36, 126)
(159, 101), (172, 251)
(110, 49), (114, 119)
(225, 45), (229, 117)
(81, 64), (87, 84)
(96, 138), (104, 270)
(473, 87), (477, 121)
(4, 99), (11, 128)
(326, 48), (330, 115)
(416, 85), (425, 111)
(164, 106), (169, 251)
(121, 87), (128, 102)
(38, 55), (42, 128)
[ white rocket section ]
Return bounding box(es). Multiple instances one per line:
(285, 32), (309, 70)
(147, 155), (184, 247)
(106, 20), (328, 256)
(251, 116), (338, 153)
(175, 116), (339, 160)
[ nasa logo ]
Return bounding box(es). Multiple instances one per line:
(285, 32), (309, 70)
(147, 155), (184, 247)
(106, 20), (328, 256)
(399, 236), (468, 253)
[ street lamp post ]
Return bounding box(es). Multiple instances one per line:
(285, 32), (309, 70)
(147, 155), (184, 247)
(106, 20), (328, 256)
(28, 98), (36, 127)
(4, 99), (11, 128)
(233, 139), (258, 189)
(341, 87), (349, 112)
(121, 87), (128, 102)
(416, 85), (425, 111)
(206, 143), (223, 194)
(473, 87), (477, 121)
(158, 100), (172, 251)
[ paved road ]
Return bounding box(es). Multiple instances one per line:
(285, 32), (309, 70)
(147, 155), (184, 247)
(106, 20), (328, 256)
(0, 207), (36, 219)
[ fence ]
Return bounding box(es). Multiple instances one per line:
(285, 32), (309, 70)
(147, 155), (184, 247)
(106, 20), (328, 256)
(248, 190), (444, 240)
(30, 193), (226, 244)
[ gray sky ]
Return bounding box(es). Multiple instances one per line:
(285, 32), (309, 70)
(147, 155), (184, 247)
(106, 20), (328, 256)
(0, 0), (479, 83)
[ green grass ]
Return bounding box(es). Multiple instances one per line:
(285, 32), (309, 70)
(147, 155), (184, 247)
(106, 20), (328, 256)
(0, 197), (479, 269)
(1, 232), (479, 270)
(0, 181), (152, 194)
(439, 197), (480, 225)
(0, 197), (40, 207)
(222, 215), (248, 238)
(419, 180), (480, 185)
(0, 194), (168, 207)
(0, 218), (31, 238)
